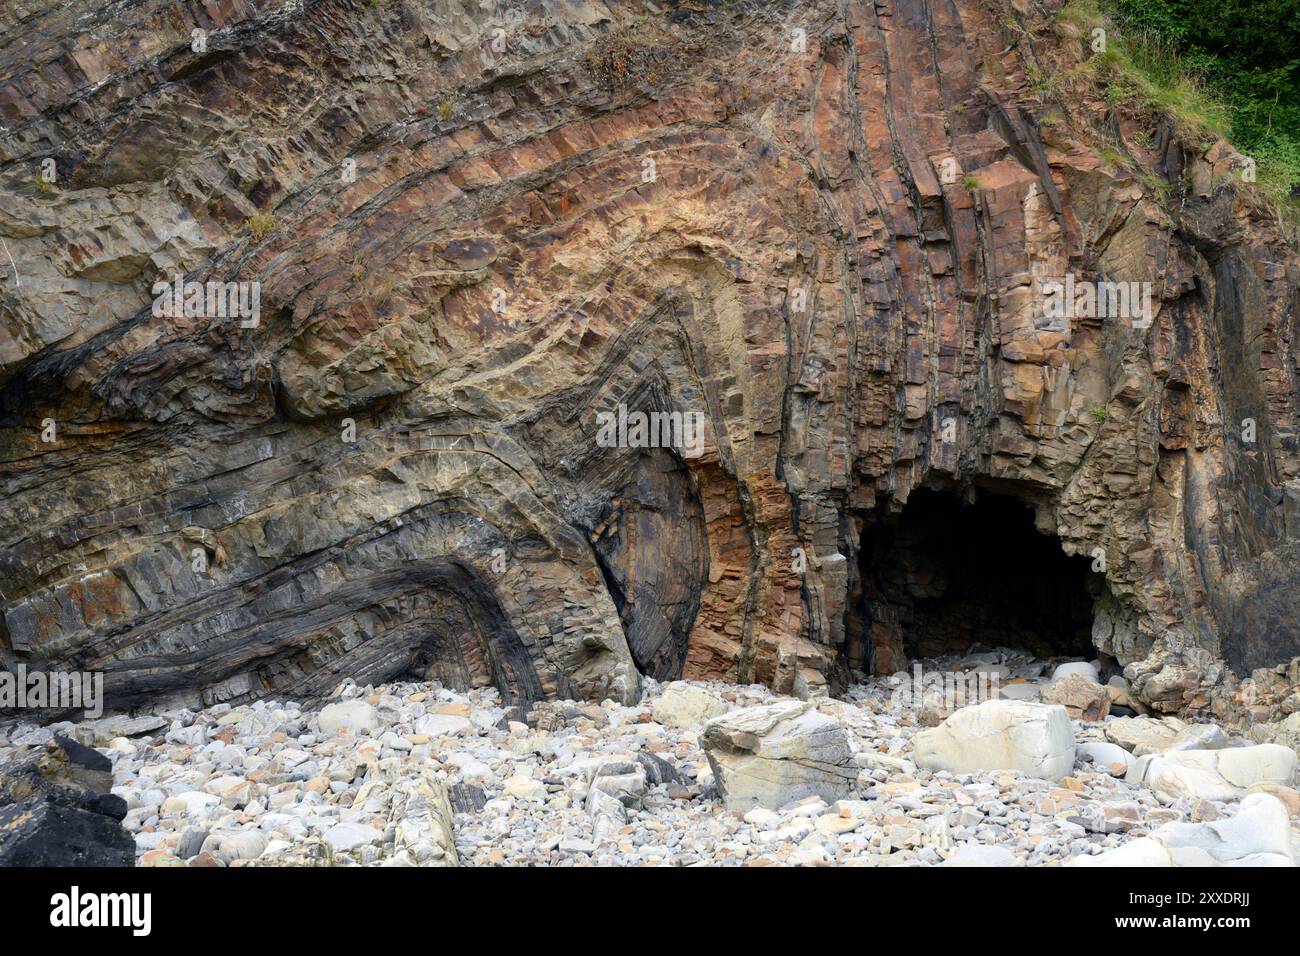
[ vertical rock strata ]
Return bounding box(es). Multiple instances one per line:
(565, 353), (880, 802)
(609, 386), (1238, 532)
(0, 0), (1297, 719)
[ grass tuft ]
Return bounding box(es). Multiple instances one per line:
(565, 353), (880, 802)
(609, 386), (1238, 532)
(246, 213), (277, 241)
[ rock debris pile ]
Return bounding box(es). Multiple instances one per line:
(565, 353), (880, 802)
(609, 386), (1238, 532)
(2, 650), (1295, 867)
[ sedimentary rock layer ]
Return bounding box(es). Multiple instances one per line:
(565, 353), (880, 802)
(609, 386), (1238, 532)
(1, 0), (1297, 718)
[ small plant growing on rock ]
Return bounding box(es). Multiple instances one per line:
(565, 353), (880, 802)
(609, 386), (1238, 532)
(373, 275), (399, 308)
(1089, 404), (1109, 424)
(1099, 145), (1130, 168)
(583, 16), (675, 91)
(963, 175), (981, 191)
(246, 212), (277, 240)
(437, 96), (454, 121)
(33, 173), (57, 195)
(1141, 170), (1172, 200)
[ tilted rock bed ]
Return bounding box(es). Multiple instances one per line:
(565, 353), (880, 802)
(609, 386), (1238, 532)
(0, 650), (1296, 867)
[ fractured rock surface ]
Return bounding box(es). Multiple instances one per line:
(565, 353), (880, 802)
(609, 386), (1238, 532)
(0, 0), (1298, 718)
(0, 735), (135, 866)
(702, 699), (856, 812)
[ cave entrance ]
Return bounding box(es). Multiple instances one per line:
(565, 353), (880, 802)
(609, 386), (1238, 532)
(857, 488), (1098, 673)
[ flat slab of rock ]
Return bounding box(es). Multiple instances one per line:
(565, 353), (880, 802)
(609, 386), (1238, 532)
(914, 700), (1075, 781)
(73, 714), (168, 747)
(702, 700), (856, 813)
(1102, 715), (1185, 755)
(652, 682), (730, 729)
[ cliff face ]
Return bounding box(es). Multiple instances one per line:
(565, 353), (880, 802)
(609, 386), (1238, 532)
(2, 0), (1298, 721)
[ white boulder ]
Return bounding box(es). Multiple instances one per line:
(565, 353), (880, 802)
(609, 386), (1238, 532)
(702, 700), (856, 812)
(318, 701), (380, 735)
(1070, 837), (1172, 867)
(1077, 741), (1135, 776)
(943, 844), (1020, 867)
(652, 682), (730, 729)
(1050, 661), (1100, 684)
(913, 700), (1075, 781)
(1070, 794), (1295, 867)
(1127, 744), (1296, 803)
(414, 713), (472, 737)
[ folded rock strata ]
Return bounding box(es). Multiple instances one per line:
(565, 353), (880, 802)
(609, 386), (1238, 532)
(0, 0), (1298, 719)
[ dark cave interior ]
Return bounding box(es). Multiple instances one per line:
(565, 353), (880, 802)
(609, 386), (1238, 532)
(856, 488), (1099, 671)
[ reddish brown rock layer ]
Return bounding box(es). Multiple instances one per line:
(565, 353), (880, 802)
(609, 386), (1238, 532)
(1, 0), (1297, 720)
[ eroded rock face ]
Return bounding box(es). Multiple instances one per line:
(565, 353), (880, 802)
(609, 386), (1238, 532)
(1, 0), (1299, 717)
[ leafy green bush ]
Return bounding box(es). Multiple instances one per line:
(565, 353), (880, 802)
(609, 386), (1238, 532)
(1102, 0), (1300, 230)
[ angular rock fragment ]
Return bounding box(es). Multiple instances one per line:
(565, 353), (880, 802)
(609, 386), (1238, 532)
(588, 761), (648, 810)
(0, 736), (135, 867)
(635, 752), (686, 787)
(702, 700), (856, 812)
(1041, 674), (1110, 721)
